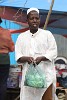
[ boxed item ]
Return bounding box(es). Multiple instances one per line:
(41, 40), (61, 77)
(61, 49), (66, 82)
(7, 65), (22, 88)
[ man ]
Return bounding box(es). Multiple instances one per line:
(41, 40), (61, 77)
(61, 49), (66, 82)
(15, 8), (57, 100)
(0, 17), (14, 100)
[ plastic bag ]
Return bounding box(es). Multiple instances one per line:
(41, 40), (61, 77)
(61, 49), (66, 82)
(24, 63), (47, 88)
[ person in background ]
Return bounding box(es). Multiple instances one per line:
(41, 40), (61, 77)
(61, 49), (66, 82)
(15, 8), (57, 100)
(0, 17), (14, 100)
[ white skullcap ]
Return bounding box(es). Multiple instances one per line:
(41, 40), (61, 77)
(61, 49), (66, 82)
(27, 7), (39, 15)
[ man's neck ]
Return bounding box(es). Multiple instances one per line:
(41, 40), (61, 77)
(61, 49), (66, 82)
(30, 29), (38, 34)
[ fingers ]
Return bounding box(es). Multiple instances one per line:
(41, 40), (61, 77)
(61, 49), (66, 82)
(27, 57), (42, 65)
(28, 57), (34, 64)
(35, 57), (42, 65)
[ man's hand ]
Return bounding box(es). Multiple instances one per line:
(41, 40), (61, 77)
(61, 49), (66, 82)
(17, 56), (34, 64)
(26, 57), (34, 64)
(34, 57), (43, 65)
(35, 56), (48, 65)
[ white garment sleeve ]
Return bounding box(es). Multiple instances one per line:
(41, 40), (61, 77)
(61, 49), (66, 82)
(44, 31), (57, 61)
(15, 35), (23, 62)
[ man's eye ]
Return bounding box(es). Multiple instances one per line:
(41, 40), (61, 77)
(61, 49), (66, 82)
(30, 18), (39, 20)
(36, 18), (39, 20)
(30, 18), (33, 20)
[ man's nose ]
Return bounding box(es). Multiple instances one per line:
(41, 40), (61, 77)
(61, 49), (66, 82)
(33, 18), (37, 22)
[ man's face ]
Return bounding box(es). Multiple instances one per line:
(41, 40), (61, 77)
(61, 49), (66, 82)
(27, 11), (40, 31)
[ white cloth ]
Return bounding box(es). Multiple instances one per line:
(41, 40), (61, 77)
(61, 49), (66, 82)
(15, 28), (57, 100)
(27, 7), (39, 15)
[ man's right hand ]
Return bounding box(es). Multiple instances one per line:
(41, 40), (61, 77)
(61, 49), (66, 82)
(17, 56), (34, 64)
(26, 57), (34, 64)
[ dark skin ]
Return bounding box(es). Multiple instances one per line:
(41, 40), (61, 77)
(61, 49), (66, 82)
(27, 10), (40, 34)
(17, 11), (49, 65)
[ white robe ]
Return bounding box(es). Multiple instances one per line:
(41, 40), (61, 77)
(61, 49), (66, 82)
(15, 28), (57, 100)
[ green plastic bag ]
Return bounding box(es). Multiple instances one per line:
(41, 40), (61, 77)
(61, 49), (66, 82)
(24, 63), (47, 88)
